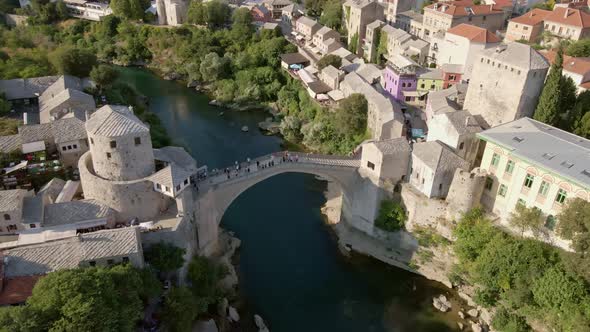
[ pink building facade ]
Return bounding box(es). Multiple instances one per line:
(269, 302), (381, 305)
(383, 65), (417, 102)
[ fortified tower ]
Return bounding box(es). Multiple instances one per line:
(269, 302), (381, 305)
(445, 168), (487, 221)
(86, 105), (155, 181)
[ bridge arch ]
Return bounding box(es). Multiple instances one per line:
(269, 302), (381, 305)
(193, 154), (361, 255)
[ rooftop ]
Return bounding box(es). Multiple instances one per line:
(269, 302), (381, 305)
(0, 275), (42, 306)
(371, 137), (411, 155)
(0, 76), (60, 101)
(343, 0), (375, 9)
(509, 8), (552, 26)
(149, 164), (192, 191)
(478, 117), (590, 189)
(43, 199), (115, 227)
(280, 52), (310, 65)
(425, 1), (503, 17)
(0, 134), (21, 154)
(447, 23), (501, 43)
(441, 63), (464, 74)
(86, 105), (149, 137)
(296, 16), (319, 28)
(440, 110), (483, 135)
(0, 189), (28, 212)
(153, 146), (198, 173)
(50, 117), (87, 144)
(396, 10), (424, 23)
(315, 26), (336, 36)
(540, 50), (590, 76)
(2, 227), (142, 277)
(545, 7), (590, 28)
(479, 43), (549, 70)
(419, 68), (444, 80)
(413, 140), (470, 172)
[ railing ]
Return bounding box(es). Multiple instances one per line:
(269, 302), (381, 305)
(193, 151), (360, 189)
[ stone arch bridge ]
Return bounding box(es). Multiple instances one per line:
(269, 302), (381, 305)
(192, 152), (365, 255)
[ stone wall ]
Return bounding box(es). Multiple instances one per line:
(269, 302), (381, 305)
(79, 152), (170, 221)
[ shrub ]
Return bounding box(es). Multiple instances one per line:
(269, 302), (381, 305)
(374, 200), (406, 232)
(492, 308), (531, 332)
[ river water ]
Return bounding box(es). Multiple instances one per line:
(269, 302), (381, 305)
(119, 68), (460, 332)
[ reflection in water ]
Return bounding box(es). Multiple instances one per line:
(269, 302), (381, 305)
(118, 67), (460, 332)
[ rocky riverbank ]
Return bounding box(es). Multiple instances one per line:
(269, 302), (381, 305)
(319, 180), (493, 332)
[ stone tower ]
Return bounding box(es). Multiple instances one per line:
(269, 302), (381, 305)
(85, 105), (155, 181)
(445, 168), (487, 221)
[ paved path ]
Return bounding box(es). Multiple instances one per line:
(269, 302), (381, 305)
(194, 151), (360, 192)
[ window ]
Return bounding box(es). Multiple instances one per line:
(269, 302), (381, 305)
(367, 161), (375, 170)
(491, 153), (500, 167)
(421, 83), (425, 88)
(7, 224), (17, 231)
(498, 184), (507, 197)
(134, 137), (141, 146)
(555, 189), (567, 204)
(421, 178), (425, 184)
(67, 145), (72, 150)
(89, 261), (96, 266)
(122, 257), (129, 263)
(517, 198), (526, 206)
(485, 177), (493, 191)
(164, 186), (170, 192)
(430, 84), (435, 89)
(184, 179), (188, 185)
(156, 183), (161, 190)
(73, 144), (77, 149)
(523, 26), (528, 31)
(538, 181), (550, 197)
(110, 140), (117, 148)
(459, 142), (464, 150)
(438, 183), (443, 191)
(449, 74), (456, 80)
(523, 174), (534, 188)
(482, 15), (486, 21)
(505, 160), (515, 174)
(29, 224), (36, 228)
(62, 146), (67, 151)
(106, 152), (111, 159)
(90, 137), (94, 144)
(402, 82), (406, 87)
(176, 185), (181, 191)
(545, 215), (556, 230)
(4, 214), (10, 221)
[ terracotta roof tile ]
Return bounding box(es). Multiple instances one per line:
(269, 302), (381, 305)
(447, 23), (501, 43)
(540, 50), (590, 76)
(545, 7), (590, 28)
(509, 8), (552, 26)
(425, 1), (503, 17)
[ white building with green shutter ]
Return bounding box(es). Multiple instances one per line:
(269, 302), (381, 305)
(477, 117), (590, 249)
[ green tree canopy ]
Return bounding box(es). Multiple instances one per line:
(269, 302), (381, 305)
(90, 64), (118, 92)
(49, 46), (97, 77)
(557, 198), (590, 254)
(161, 287), (204, 332)
(206, 0), (230, 28)
(319, 0), (343, 30)
(534, 47), (564, 126)
(316, 54), (342, 70)
(187, 0), (208, 25)
(231, 7), (252, 27)
(566, 39), (590, 57)
(374, 200), (407, 232)
(574, 112), (590, 138)
(0, 93), (11, 116)
(335, 93), (367, 135)
(0, 265), (160, 332)
(144, 241), (186, 273)
(110, 0), (149, 20)
(510, 204), (544, 237)
(187, 255), (226, 304)
(199, 52), (229, 82)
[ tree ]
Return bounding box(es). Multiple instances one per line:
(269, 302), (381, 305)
(110, 0), (147, 20)
(144, 241), (186, 274)
(49, 46), (97, 77)
(187, 0), (208, 25)
(319, 0), (342, 30)
(206, 0), (230, 28)
(305, 0), (324, 17)
(567, 90), (590, 132)
(557, 198), (590, 254)
(316, 54), (342, 70)
(280, 115), (303, 142)
(187, 255), (226, 304)
(231, 7), (252, 27)
(349, 32), (359, 54)
(335, 93), (367, 136)
(565, 38), (590, 57)
(0, 93), (11, 116)
(374, 200), (407, 232)
(510, 204), (544, 237)
(534, 47), (564, 126)
(491, 308), (531, 332)
(573, 112), (590, 138)
(161, 287), (203, 332)
(90, 64), (118, 92)
(560, 76), (577, 122)
(0, 265), (159, 331)
(199, 52), (228, 82)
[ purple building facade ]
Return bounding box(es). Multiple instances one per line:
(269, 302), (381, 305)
(383, 65), (417, 103)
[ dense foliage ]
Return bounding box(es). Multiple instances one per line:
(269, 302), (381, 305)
(556, 198), (590, 255)
(144, 241), (186, 274)
(453, 208), (590, 331)
(0, 265), (161, 332)
(316, 54), (342, 70)
(375, 200), (407, 232)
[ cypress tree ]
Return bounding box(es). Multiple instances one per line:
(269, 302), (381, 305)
(534, 48), (564, 126)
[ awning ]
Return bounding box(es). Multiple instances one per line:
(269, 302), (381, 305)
(402, 90), (428, 97)
(22, 141), (45, 154)
(3, 160), (27, 174)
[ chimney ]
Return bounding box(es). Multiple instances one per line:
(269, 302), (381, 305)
(489, 4), (493, 10)
(564, 8), (569, 18)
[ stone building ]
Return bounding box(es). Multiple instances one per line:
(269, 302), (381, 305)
(543, 7), (590, 41)
(343, 0), (385, 54)
(382, 64), (417, 102)
(295, 16), (321, 40)
(156, 0), (188, 26)
(312, 26), (341, 53)
(0, 189), (32, 234)
(463, 43), (549, 128)
(359, 138), (411, 184)
(319, 65), (344, 90)
(0, 76), (60, 106)
(417, 68), (444, 94)
(383, 0), (415, 25)
(430, 23), (501, 80)
(424, 83), (467, 122)
(426, 110), (484, 167)
(363, 20), (386, 62)
(477, 117), (590, 249)
(395, 10), (425, 37)
(422, 1), (505, 40)
(505, 8), (552, 42)
(281, 3), (304, 26)
(38, 75), (95, 124)
(262, 0), (293, 19)
(409, 140), (470, 198)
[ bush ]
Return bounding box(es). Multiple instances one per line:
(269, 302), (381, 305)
(492, 308), (531, 332)
(374, 200), (406, 232)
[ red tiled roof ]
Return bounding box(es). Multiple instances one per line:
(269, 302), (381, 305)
(490, 0), (515, 10)
(447, 23), (501, 42)
(426, 1), (504, 17)
(509, 8), (552, 26)
(0, 275), (41, 306)
(545, 7), (590, 28)
(540, 50), (590, 75)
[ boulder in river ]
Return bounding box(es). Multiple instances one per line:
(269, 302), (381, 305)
(254, 314), (269, 332)
(228, 306), (240, 322)
(471, 322), (483, 332)
(457, 322), (464, 330)
(432, 295), (451, 312)
(458, 311), (465, 319)
(467, 308), (479, 318)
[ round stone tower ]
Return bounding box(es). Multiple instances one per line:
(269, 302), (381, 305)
(86, 105), (155, 181)
(446, 168), (487, 221)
